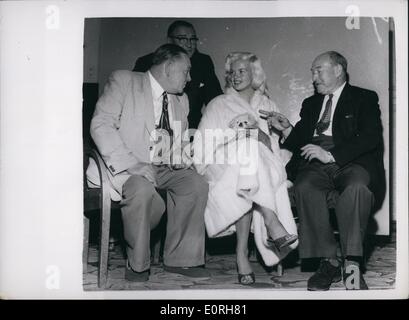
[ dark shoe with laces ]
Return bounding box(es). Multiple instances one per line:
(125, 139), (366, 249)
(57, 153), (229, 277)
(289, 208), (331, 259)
(343, 264), (369, 290)
(307, 259), (342, 291)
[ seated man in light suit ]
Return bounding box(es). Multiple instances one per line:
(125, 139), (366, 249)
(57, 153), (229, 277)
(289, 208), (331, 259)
(261, 51), (385, 291)
(88, 44), (209, 281)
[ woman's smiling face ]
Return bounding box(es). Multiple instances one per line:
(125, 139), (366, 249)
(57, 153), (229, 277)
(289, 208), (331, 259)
(230, 59), (253, 92)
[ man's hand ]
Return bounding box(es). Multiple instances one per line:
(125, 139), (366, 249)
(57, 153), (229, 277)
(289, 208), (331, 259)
(170, 163), (193, 170)
(127, 162), (156, 184)
(169, 146), (194, 170)
(259, 110), (291, 132)
(169, 161), (190, 171)
(301, 144), (334, 163)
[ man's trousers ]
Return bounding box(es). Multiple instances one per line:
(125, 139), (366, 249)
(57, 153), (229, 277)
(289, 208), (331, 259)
(120, 166), (209, 272)
(294, 162), (374, 259)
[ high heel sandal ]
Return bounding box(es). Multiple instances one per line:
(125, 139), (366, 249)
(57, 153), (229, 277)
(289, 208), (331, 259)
(238, 272), (256, 285)
(267, 234), (298, 250)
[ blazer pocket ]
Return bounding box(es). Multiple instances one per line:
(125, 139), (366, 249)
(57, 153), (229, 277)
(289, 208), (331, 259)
(342, 114), (358, 138)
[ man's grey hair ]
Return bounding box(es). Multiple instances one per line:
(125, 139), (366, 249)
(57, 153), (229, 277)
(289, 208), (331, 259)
(325, 51), (349, 82)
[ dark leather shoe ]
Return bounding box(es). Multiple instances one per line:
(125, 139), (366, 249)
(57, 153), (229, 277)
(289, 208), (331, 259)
(164, 265), (210, 279)
(307, 259), (342, 291)
(125, 260), (149, 282)
(343, 265), (369, 290)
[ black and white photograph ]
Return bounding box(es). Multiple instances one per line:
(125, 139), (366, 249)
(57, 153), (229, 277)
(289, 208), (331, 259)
(0, 0), (407, 301)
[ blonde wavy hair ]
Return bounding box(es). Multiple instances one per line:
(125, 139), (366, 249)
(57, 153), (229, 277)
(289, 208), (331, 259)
(224, 52), (268, 96)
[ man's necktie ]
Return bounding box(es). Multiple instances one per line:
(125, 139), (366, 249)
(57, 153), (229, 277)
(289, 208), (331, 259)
(159, 92), (172, 133)
(316, 93), (333, 135)
(157, 92), (173, 160)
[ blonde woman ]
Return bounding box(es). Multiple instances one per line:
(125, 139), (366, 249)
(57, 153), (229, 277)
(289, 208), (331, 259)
(194, 52), (298, 285)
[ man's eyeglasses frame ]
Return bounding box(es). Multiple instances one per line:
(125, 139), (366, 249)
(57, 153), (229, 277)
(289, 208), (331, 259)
(170, 36), (199, 45)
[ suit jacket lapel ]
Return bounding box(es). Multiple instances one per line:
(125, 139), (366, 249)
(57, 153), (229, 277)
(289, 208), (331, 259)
(142, 73), (155, 134)
(333, 83), (353, 131)
(170, 94), (182, 122)
(142, 73), (183, 127)
(311, 94), (325, 129)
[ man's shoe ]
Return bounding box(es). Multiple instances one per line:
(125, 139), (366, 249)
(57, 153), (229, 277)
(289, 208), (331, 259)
(164, 265), (211, 279)
(307, 259), (342, 291)
(343, 264), (369, 290)
(125, 260), (150, 282)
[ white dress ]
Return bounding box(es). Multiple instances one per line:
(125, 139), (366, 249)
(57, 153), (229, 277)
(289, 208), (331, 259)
(194, 88), (297, 266)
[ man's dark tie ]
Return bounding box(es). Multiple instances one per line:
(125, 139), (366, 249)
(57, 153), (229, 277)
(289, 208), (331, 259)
(158, 92), (173, 137)
(156, 92), (173, 160)
(316, 93), (333, 135)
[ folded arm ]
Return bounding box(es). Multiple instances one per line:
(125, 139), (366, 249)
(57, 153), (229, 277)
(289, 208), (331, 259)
(90, 71), (141, 175)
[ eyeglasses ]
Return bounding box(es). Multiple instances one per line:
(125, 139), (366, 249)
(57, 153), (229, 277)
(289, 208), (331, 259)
(170, 36), (199, 45)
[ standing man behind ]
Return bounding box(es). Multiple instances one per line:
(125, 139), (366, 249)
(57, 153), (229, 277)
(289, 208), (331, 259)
(261, 51), (385, 291)
(89, 44), (209, 282)
(133, 20), (223, 129)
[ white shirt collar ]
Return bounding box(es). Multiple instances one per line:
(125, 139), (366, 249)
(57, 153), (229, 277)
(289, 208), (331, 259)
(330, 81), (346, 99)
(148, 71), (165, 100)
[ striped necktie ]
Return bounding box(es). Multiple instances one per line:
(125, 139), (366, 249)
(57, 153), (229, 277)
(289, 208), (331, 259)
(156, 92), (173, 160)
(316, 94), (333, 135)
(158, 92), (172, 134)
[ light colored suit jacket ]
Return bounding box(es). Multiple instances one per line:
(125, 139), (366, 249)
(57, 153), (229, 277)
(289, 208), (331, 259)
(87, 70), (189, 200)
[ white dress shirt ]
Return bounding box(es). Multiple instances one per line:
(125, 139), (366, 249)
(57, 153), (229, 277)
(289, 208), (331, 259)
(148, 71), (173, 128)
(314, 81), (346, 136)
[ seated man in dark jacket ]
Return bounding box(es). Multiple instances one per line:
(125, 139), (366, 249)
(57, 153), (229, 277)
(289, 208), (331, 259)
(261, 51), (386, 291)
(133, 20), (223, 130)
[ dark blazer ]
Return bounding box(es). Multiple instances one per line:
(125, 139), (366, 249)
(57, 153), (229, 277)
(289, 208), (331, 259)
(283, 83), (386, 204)
(133, 50), (223, 129)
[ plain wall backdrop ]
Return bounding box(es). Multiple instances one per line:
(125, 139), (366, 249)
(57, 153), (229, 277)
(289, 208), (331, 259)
(84, 17), (391, 234)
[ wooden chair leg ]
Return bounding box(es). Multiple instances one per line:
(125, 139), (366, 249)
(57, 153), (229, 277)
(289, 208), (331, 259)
(83, 215), (90, 274)
(98, 190), (111, 289)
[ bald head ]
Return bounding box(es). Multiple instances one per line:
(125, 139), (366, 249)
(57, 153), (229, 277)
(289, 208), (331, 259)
(150, 44), (191, 95)
(311, 51), (347, 94)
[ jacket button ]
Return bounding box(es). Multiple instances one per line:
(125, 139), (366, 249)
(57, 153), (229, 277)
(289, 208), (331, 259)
(149, 146), (153, 150)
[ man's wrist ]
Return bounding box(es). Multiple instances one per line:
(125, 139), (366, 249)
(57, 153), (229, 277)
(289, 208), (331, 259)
(280, 125), (293, 143)
(327, 151), (335, 163)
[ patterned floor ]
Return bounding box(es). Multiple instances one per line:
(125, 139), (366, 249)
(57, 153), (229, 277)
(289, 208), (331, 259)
(83, 229), (396, 291)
